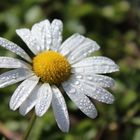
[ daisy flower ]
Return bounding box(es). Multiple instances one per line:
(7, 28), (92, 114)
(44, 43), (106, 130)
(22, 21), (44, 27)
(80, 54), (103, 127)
(0, 19), (119, 132)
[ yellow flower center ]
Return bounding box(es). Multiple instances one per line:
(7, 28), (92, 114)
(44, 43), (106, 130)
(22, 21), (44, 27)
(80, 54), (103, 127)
(32, 51), (71, 85)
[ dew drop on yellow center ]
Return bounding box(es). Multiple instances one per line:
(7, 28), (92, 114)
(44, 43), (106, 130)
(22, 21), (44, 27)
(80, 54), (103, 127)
(32, 51), (71, 85)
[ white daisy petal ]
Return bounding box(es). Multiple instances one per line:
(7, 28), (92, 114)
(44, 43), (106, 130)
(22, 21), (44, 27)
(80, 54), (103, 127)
(9, 75), (39, 111)
(75, 74), (115, 88)
(72, 56), (116, 67)
(58, 33), (78, 51)
(19, 85), (40, 116)
(16, 29), (40, 54)
(72, 65), (119, 74)
(31, 20), (51, 51)
(67, 38), (100, 64)
(62, 82), (97, 119)
(72, 56), (119, 74)
(0, 37), (31, 62)
(81, 83), (115, 104)
(64, 76), (114, 104)
(59, 33), (85, 56)
(50, 19), (63, 51)
(52, 85), (69, 132)
(35, 83), (52, 117)
(0, 57), (31, 69)
(0, 68), (33, 88)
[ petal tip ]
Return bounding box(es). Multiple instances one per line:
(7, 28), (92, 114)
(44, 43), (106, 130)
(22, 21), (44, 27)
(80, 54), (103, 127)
(59, 124), (69, 133)
(9, 102), (17, 111)
(36, 113), (43, 117)
(35, 108), (45, 117)
(116, 65), (120, 71)
(109, 96), (115, 104)
(52, 19), (63, 23)
(90, 111), (98, 119)
(19, 110), (26, 116)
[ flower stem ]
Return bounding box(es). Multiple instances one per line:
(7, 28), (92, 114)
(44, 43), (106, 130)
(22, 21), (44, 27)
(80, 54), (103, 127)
(22, 113), (37, 140)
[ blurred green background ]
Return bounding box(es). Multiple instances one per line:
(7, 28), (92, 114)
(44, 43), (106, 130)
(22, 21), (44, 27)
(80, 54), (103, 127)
(0, 0), (140, 140)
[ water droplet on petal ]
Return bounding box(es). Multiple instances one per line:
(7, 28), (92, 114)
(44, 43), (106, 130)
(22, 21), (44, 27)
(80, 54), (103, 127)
(87, 76), (93, 80)
(69, 88), (76, 94)
(83, 53), (87, 56)
(75, 81), (80, 85)
(76, 75), (82, 79)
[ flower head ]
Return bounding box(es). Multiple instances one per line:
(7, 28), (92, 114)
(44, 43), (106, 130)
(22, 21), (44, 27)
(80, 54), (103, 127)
(0, 19), (119, 132)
